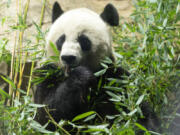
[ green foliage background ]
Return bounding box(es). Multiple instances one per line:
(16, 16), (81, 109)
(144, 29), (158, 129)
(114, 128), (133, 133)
(0, 0), (180, 134)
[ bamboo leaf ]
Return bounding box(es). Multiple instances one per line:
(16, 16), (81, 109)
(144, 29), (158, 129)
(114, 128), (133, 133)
(128, 109), (137, 116)
(49, 42), (59, 56)
(135, 123), (148, 131)
(94, 69), (106, 77)
(1, 76), (16, 89)
(136, 95), (145, 106)
(72, 111), (96, 122)
(0, 88), (10, 98)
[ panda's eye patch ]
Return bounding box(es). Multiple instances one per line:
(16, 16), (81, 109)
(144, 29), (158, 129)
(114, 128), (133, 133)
(78, 34), (91, 51)
(56, 34), (65, 50)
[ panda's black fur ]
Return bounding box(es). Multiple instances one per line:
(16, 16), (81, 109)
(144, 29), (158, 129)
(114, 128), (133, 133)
(35, 65), (95, 130)
(34, 64), (159, 132)
(34, 63), (131, 130)
(34, 2), (159, 133)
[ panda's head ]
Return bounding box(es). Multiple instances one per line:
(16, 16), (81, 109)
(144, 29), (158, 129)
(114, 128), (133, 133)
(46, 2), (119, 73)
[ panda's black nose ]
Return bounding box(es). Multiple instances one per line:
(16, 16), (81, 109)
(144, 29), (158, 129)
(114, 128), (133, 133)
(61, 55), (76, 65)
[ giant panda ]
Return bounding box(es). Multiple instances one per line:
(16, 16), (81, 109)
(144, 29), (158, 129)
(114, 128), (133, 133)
(34, 1), (158, 133)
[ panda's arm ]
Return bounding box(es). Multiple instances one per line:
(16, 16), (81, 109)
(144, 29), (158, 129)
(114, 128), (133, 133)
(34, 63), (64, 104)
(35, 66), (96, 122)
(50, 66), (96, 120)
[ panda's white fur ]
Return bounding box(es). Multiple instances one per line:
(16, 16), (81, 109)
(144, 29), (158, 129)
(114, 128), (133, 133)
(46, 8), (113, 72)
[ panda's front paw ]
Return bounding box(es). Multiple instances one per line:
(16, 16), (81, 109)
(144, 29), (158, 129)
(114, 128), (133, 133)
(70, 66), (96, 86)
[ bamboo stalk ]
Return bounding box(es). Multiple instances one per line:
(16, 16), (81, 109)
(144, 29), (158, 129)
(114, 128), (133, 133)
(16, 0), (30, 100)
(23, 0), (30, 22)
(13, 0), (22, 102)
(40, 0), (46, 27)
(7, 0), (19, 106)
(27, 0), (46, 96)
(44, 108), (71, 135)
(26, 61), (34, 96)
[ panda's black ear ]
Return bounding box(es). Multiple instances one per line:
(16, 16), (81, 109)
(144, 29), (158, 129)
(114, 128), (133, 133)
(52, 2), (64, 23)
(100, 4), (119, 26)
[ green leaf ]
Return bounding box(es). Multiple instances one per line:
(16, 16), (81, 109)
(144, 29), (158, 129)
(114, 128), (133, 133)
(104, 86), (124, 92)
(149, 0), (157, 3)
(94, 69), (106, 77)
(142, 35), (148, 49)
(176, 3), (180, 14)
(106, 91), (121, 101)
(102, 57), (113, 64)
(117, 128), (135, 135)
(114, 52), (123, 59)
(33, 21), (44, 38)
(49, 56), (59, 62)
(72, 111), (96, 122)
(136, 95), (145, 106)
(85, 124), (109, 133)
(30, 120), (53, 134)
(163, 18), (168, 27)
(138, 23), (144, 34)
(135, 123), (148, 132)
(49, 41), (59, 56)
(135, 123), (151, 135)
(0, 88), (10, 98)
(149, 131), (163, 135)
(84, 114), (96, 122)
(127, 109), (137, 116)
(1, 76), (16, 89)
(100, 62), (108, 69)
(1, 17), (6, 26)
(157, 1), (162, 12)
(29, 103), (46, 108)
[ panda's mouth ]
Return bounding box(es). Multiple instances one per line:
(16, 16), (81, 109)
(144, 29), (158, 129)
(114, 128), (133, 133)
(64, 65), (71, 76)
(62, 60), (80, 76)
(64, 64), (76, 76)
